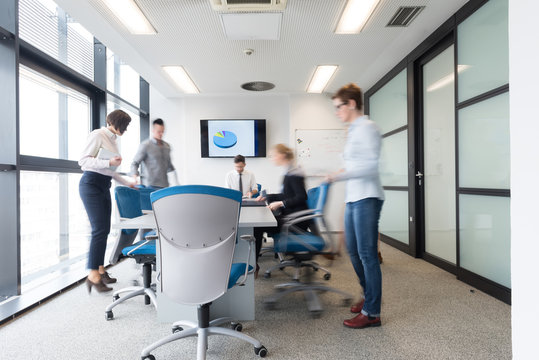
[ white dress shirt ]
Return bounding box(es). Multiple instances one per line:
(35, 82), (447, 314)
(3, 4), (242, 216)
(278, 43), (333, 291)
(225, 169), (257, 196)
(78, 127), (130, 186)
(334, 115), (385, 203)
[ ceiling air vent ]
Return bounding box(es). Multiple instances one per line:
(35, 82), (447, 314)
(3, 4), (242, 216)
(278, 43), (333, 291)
(210, 0), (287, 12)
(387, 6), (425, 27)
(241, 81), (275, 91)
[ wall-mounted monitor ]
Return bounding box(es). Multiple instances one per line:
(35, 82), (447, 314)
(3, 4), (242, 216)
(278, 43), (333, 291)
(200, 119), (266, 158)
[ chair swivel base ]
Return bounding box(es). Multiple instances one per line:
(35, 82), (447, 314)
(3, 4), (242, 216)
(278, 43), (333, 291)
(105, 286), (157, 320)
(105, 262), (156, 321)
(264, 258), (331, 280)
(141, 304), (267, 360)
(264, 282), (352, 318)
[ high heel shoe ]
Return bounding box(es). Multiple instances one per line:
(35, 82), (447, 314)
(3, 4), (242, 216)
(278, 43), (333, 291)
(86, 278), (113, 293)
(100, 271), (117, 284)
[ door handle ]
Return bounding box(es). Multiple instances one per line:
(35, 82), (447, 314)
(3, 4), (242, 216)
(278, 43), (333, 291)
(415, 171), (423, 178)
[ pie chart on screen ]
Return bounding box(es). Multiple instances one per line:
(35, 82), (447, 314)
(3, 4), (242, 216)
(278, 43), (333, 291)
(213, 131), (237, 148)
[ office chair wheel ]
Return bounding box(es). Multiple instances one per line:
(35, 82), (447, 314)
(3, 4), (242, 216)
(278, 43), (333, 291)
(113, 294), (120, 301)
(323, 273), (331, 281)
(105, 311), (114, 321)
(254, 346), (268, 357)
(342, 298), (352, 306)
(172, 326), (183, 334)
(231, 322), (243, 332)
(310, 310), (322, 319)
(141, 355), (155, 360)
(264, 272), (271, 279)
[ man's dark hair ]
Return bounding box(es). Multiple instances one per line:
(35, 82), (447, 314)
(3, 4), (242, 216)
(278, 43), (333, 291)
(234, 154), (246, 164)
(106, 109), (131, 135)
(153, 118), (164, 126)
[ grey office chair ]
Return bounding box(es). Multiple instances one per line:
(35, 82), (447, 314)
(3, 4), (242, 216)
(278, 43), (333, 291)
(264, 183), (352, 317)
(141, 185), (267, 360)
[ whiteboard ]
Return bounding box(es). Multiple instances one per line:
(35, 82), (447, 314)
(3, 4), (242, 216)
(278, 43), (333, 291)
(295, 129), (346, 177)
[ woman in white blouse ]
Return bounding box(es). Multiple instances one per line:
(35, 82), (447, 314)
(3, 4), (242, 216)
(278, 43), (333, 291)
(79, 109), (135, 293)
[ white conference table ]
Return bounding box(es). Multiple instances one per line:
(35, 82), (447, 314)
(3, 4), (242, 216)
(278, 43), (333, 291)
(113, 205), (276, 322)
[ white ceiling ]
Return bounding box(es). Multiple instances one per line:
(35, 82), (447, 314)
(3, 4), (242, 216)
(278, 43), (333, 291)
(54, 0), (469, 98)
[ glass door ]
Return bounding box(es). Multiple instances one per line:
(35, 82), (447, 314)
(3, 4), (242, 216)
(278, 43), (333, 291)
(420, 43), (457, 266)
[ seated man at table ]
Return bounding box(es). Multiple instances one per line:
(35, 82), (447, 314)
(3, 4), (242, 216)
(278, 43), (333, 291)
(225, 154), (258, 197)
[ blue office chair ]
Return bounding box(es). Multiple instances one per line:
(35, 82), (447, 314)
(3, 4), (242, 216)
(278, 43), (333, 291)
(105, 186), (157, 321)
(263, 183), (331, 279)
(141, 185), (267, 360)
(263, 183), (352, 317)
(136, 185), (158, 211)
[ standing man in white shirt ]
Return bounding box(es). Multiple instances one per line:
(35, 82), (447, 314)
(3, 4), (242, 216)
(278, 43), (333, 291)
(225, 154), (258, 197)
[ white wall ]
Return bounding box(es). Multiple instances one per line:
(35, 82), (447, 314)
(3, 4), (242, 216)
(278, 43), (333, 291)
(509, 1), (539, 358)
(149, 86), (185, 184)
(289, 94), (347, 231)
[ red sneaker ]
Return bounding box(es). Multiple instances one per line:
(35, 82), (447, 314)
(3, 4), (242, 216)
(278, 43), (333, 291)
(350, 299), (365, 313)
(343, 313), (381, 329)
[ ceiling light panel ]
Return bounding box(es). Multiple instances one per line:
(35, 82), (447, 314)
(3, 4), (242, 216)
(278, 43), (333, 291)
(101, 0), (156, 34)
(162, 66), (199, 94)
(307, 65), (338, 93)
(335, 0), (381, 34)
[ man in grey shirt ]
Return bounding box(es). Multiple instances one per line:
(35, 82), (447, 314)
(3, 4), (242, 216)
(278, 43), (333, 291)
(131, 118), (177, 188)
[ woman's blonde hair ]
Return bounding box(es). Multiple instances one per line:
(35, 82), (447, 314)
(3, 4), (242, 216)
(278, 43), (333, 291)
(272, 143), (294, 161)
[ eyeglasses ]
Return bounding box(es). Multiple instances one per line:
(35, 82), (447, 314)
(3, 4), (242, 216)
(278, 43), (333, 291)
(334, 102), (347, 110)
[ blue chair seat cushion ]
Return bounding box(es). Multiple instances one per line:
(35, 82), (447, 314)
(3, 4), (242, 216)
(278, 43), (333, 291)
(273, 233), (326, 253)
(122, 240), (156, 256)
(228, 263), (253, 289)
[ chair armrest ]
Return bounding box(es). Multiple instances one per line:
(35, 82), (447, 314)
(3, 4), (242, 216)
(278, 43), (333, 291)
(281, 208), (317, 221)
(236, 235), (255, 286)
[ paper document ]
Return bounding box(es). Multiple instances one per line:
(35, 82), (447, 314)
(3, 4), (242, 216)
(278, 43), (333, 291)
(97, 147), (120, 170)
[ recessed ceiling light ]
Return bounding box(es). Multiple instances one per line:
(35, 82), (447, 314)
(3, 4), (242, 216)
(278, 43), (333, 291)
(335, 0), (381, 34)
(101, 0), (157, 35)
(162, 66), (199, 94)
(307, 65), (338, 93)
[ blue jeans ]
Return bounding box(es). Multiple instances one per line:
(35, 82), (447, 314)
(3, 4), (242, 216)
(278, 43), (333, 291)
(79, 171), (112, 270)
(344, 198), (384, 317)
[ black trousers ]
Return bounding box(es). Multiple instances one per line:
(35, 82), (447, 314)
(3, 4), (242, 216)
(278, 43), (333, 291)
(79, 171), (112, 270)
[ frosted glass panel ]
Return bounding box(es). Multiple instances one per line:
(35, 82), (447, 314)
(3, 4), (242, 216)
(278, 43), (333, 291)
(457, 0), (508, 102)
(459, 92), (510, 189)
(379, 190), (408, 244)
(380, 130), (407, 186)
(459, 195), (510, 288)
(423, 45), (456, 263)
(369, 69), (407, 134)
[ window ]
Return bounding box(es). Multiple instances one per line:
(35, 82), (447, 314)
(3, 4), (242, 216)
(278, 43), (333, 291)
(107, 49), (140, 107)
(19, 65), (90, 160)
(20, 171), (90, 290)
(19, 0), (95, 80)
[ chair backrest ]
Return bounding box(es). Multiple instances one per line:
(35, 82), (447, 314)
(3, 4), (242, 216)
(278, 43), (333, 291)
(110, 186), (143, 264)
(307, 182), (330, 214)
(115, 186), (143, 235)
(136, 185), (156, 210)
(151, 185), (242, 305)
